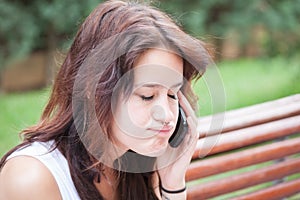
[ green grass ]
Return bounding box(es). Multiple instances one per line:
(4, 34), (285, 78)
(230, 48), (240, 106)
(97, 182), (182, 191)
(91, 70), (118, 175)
(194, 56), (300, 116)
(0, 88), (49, 157)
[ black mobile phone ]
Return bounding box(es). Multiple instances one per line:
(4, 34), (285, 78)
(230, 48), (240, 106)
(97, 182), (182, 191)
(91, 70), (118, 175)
(168, 105), (188, 148)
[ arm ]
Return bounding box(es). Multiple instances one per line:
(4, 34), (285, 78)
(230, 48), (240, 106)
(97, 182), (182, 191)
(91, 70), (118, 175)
(0, 156), (62, 200)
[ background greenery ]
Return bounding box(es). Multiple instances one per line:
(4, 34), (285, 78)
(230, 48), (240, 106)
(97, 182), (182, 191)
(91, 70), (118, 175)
(1, 0), (300, 66)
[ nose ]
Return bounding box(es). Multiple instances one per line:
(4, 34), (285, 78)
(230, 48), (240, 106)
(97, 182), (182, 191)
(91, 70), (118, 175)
(151, 99), (174, 124)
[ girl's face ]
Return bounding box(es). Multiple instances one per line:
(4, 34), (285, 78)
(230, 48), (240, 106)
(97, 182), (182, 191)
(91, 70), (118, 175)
(111, 48), (183, 157)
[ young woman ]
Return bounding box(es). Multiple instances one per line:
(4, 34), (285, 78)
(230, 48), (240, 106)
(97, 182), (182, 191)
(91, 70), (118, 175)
(0, 1), (211, 199)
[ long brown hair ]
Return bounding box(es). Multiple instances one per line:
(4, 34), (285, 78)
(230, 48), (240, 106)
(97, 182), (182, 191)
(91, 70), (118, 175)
(1, 1), (210, 199)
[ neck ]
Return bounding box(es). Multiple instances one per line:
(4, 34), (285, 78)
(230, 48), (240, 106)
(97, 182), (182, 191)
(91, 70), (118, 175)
(100, 140), (128, 168)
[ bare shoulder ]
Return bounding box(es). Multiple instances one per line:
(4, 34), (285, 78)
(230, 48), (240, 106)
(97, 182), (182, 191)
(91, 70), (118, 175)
(0, 156), (62, 200)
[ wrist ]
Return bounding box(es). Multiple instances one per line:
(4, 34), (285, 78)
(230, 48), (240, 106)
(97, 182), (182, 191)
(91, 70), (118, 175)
(161, 185), (186, 194)
(161, 185), (187, 200)
(161, 179), (186, 191)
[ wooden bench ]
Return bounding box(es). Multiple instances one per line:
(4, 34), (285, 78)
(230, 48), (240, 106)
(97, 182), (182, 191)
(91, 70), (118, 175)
(186, 94), (300, 200)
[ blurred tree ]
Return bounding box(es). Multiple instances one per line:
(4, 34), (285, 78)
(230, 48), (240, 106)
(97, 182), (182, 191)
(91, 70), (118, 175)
(158, 0), (300, 58)
(1, 0), (299, 68)
(0, 0), (102, 69)
(0, 1), (37, 67)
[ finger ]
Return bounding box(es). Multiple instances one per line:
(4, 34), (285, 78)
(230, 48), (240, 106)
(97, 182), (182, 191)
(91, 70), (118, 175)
(187, 116), (199, 140)
(181, 116), (198, 148)
(180, 116), (198, 157)
(177, 91), (197, 122)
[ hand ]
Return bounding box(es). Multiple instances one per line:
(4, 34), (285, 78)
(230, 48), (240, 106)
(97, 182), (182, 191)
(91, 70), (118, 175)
(156, 91), (199, 190)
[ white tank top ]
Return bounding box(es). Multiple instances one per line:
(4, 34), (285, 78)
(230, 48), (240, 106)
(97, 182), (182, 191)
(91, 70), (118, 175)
(7, 141), (81, 200)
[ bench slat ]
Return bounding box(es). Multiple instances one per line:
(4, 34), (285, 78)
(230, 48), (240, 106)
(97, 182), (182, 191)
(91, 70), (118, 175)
(193, 115), (300, 158)
(186, 136), (300, 181)
(232, 178), (300, 200)
(199, 94), (300, 126)
(187, 158), (300, 200)
(216, 94), (300, 118)
(187, 95), (300, 199)
(198, 101), (300, 137)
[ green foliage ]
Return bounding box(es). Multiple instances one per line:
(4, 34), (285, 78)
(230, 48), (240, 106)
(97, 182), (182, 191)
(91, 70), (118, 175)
(0, 1), (39, 66)
(1, 0), (300, 68)
(0, 0), (102, 68)
(158, 0), (300, 57)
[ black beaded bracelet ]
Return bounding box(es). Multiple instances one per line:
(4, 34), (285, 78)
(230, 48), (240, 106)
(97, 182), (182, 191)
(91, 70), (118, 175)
(161, 186), (186, 194)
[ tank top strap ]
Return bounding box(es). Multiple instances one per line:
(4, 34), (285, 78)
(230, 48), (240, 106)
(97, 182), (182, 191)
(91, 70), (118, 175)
(7, 141), (81, 200)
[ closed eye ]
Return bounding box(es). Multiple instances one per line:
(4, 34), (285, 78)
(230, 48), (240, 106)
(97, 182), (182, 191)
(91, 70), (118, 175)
(141, 95), (154, 101)
(168, 94), (177, 100)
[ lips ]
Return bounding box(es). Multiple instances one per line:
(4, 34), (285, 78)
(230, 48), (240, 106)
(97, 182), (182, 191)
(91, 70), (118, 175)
(148, 125), (173, 134)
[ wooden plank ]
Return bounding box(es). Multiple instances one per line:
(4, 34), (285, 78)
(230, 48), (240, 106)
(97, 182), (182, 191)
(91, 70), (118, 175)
(187, 158), (300, 200)
(193, 115), (300, 159)
(220, 94), (300, 118)
(198, 101), (300, 137)
(199, 94), (300, 125)
(232, 179), (300, 200)
(186, 137), (300, 181)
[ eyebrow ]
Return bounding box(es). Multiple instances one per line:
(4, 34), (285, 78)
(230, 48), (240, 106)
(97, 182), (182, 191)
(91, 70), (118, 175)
(136, 82), (183, 89)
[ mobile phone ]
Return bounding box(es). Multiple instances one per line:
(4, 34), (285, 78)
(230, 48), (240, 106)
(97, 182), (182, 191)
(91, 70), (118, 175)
(168, 105), (188, 148)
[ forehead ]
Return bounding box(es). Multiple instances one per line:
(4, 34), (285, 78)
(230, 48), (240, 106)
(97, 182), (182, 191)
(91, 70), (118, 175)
(133, 48), (183, 88)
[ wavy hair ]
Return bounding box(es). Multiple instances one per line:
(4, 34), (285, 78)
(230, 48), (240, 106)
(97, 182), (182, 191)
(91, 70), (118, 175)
(1, 1), (211, 199)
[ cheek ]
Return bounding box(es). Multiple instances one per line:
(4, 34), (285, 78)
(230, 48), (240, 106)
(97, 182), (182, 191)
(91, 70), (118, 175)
(171, 102), (179, 122)
(127, 100), (151, 127)
(172, 102), (179, 114)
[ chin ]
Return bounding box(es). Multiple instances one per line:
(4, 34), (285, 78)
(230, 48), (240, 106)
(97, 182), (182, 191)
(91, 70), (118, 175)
(145, 145), (168, 157)
(132, 139), (169, 157)
(146, 151), (166, 157)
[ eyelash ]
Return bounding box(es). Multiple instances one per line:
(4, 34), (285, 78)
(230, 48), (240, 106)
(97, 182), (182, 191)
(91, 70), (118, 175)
(168, 94), (177, 100)
(141, 95), (153, 101)
(141, 94), (177, 101)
